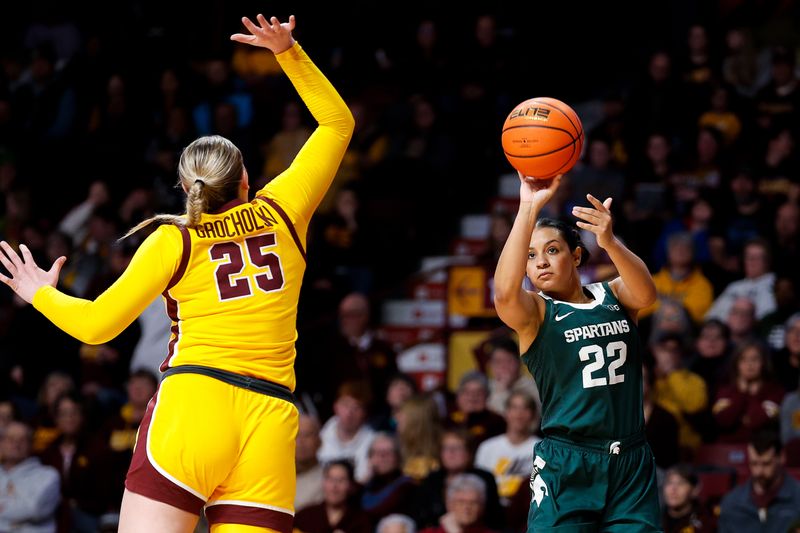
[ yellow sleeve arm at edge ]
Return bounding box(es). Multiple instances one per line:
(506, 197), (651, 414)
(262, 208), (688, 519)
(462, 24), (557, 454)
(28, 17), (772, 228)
(32, 225), (183, 345)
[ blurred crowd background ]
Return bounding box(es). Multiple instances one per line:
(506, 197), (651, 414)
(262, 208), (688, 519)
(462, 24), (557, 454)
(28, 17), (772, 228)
(2, 1), (800, 532)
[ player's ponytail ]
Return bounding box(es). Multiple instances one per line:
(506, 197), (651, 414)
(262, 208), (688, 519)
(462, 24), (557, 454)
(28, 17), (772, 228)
(122, 135), (244, 239)
(185, 179), (208, 227)
(535, 218), (591, 267)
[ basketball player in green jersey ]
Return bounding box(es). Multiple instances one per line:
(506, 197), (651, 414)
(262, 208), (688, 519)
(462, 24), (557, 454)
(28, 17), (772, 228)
(494, 173), (662, 532)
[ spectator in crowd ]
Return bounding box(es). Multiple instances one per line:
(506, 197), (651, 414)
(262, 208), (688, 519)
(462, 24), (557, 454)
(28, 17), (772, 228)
(101, 369), (157, 511)
(361, 433), (415, 526)
(476, 209), (514, 272)
(712, 339), (784, 443)
(773, 312), (800, 393)
(31, 371), (75, 454)
(484, 337), (539, 416)
(261, 100), (312, 180)
(376, 513), (417, 533)
(645, 298), (694, 350)
(447, 371), (506, 445)
(706, 237), (777, 322)
(724, 296), (760, 349)
(39, 392), (109, 532)
(754, 45), (800, 132)
(323, 292), (397, 418)
(474, 391), (540, 507)
(0, 295), (81, 416)
(758, 276), (797, 351)
(418, 473), (495, 533)
(294, 460), (371, 533)
(698, 84), (742, 147)
(371, 372), (417, 433)
(661, 464), (714, 533)
(671, 126), (725, 206)
(716, 170), (767, 263)
(624, 132), (675, 229)
(721, 26), (770, 98)
(642, 363), (680, 470)
(718, 430), (800, 532)
(296, 413), (325, 512)
(755, 127), (798, 206)
(689, 319), (734, 399)
(769, 202), (800, 286)
(677, 24), (715, 122)
(640, 231), (714, 324)
(413, 428), (502, 531)
(308, 188), (376, 295)
(396, 394), (441, 482)
(650, 331), (708, 455)
(625, 50), (684, 150)
(780, 375), (800, 464)
(0, 420), (61, 533)
(318, 380), (376, 484)
(565, 135), (626, 213)
(0, 398), (16, 433)
(652, 194), (715, 274)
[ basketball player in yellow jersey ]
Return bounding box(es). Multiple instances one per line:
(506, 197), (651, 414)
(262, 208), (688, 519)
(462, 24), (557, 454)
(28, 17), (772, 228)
(0, 13), (354, 533)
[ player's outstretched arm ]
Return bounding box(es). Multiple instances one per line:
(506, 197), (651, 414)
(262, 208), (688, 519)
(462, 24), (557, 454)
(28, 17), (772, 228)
(1, 228), (179, 345)
(234, 13), (354, 221)
(572, 194), (656, 312)
(494, 173), (559, 339)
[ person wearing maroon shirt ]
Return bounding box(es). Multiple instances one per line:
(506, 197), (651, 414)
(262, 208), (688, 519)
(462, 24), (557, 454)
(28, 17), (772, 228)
(447, 371), (506, 446)
(39, 393), (111, 532)
(294, 460), (371, 533)
(661, 464), (715, 533)
(418, 473), (496, 533)
(712, 339), (784, 443)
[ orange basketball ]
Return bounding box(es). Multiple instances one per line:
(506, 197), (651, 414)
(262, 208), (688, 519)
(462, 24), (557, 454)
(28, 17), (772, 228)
(501, 97), (584, 179)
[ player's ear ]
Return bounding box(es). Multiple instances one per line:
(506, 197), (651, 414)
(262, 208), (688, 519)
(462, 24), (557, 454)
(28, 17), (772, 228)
(573, 246), (582, 267)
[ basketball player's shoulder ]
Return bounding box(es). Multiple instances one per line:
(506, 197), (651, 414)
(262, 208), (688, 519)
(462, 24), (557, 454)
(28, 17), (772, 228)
(136, 222), (184, 253)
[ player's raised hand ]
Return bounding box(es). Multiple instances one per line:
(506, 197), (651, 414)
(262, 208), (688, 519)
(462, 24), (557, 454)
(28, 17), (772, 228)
(231, 14), (296, 54)
(519, 172), (562, 209)
(0, 241), (66, 304)
(572, 194), (614, 249)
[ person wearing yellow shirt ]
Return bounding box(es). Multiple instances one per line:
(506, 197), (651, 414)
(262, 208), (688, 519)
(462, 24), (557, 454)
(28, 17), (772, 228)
(0, 12), (354, 533)
(651, 332), (709, 454)
(640, 231), (714, 323)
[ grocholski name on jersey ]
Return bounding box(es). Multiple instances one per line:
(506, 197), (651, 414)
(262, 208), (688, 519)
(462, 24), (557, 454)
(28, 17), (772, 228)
(563, 319), (630, 343)
(194, 204), (278, 239)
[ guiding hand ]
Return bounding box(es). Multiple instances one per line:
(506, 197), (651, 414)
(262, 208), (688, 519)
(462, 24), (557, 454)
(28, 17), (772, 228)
(230, 14), (296, 55)
(572, 194), (615, 249)
(0, 241), (66, 304)
(519, 171), (562, 208)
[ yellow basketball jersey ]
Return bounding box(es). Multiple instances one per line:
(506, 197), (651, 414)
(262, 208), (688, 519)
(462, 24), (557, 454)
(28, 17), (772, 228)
(162, 196), (307, 389)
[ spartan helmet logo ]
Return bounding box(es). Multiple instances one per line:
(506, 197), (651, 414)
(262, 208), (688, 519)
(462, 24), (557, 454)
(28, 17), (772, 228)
(530, 455), (550, 507)
(609, 441), (621, 455)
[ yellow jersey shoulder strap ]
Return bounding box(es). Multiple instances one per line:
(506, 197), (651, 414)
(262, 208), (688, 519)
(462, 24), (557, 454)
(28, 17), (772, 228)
(255, 195), (306, 262)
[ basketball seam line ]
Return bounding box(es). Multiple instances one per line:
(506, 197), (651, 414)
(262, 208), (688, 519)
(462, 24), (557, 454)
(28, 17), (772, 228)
(502, 124), (576, 137)
(503, 134), (581, 158)
(531, 98), (582, 138)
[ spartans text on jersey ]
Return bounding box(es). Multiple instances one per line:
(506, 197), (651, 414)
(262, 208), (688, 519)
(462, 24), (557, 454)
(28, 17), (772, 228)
(563, 319), (630, 343)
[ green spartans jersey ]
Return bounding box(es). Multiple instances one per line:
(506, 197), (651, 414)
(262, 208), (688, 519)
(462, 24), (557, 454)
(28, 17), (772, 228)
(522, 281), (644, 440)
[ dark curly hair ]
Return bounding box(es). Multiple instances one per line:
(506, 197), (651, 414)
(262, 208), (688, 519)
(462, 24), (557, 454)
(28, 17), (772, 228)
(535, 218), (591, 267)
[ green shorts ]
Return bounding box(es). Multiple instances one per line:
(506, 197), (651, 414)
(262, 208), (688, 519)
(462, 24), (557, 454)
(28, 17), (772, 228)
(527, 432), (662, 532)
